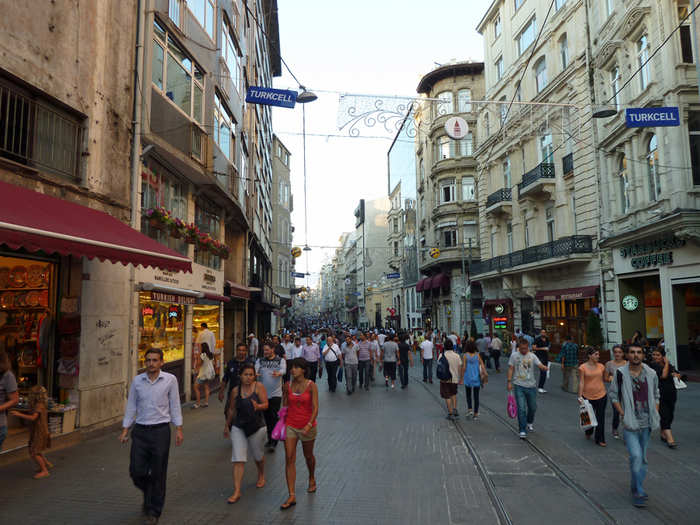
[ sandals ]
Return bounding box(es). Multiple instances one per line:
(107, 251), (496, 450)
(667, 441), (679, 449)
(307, 480), (317, 493)
(226, 494), (241, 504)
(256, 479), (266, 488)
(280, 496), (297, 510)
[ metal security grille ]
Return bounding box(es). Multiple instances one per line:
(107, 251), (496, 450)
(0, 85), (32, 163)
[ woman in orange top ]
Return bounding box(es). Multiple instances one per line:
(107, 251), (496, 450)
(578, 347), (610, 446)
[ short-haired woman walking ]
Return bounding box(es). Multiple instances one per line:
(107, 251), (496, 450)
(578, 348), (609, 446)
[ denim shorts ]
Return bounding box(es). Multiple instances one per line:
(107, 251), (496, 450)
(0, 425), (7, 451)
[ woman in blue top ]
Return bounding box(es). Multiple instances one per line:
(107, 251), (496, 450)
(460, 340), (487, 420)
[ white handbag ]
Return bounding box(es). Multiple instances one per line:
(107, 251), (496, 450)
(578, 399), (598, 431)
(673, 376), (687, 390)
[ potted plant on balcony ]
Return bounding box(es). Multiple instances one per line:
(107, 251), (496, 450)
(197, 232), (212, 252)
(169, 217), (185, 239)
(145, 207), (172, 231)
(211, 240), (230, 259)
(183, 223), (200, 245)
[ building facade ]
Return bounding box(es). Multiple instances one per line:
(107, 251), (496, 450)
(414, 62), (485, 337)
(271, 135), (293, 332)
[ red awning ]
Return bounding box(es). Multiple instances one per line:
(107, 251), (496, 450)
(432, 273), (450, 289)
(535, 286), (599, 302)
(225, 281), (252, 300)
(422, 277), (433, 291)
(203, 292), (231, 303)
(484, 298), (513, 306)
(0, 180), (191, 273)
(416, 278), (426, 292)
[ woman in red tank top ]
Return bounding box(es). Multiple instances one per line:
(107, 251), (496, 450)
(281, 358), (319, 510)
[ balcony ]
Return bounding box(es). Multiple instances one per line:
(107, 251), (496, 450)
(517, 162), (555, 200)
(485, 188), (512, 217)
(562, 153), (574, 178)
(470, 235), (594, 276)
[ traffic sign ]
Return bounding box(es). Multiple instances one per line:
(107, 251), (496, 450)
(246, 86), (298, 108)
(386, 272), (400, 279)
(625, 107), (679, 128)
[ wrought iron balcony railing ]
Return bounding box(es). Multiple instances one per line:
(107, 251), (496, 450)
(517, 162), (555, 194)
(486, 187), (512, 207)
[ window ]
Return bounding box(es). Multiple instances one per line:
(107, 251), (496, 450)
(571, 194), (577, 234)
(638, 35), (650, 91)
(605, 0), (614, 17)
(535, 57), (548, 93)
(458, 89), (472, 112)
(443, 229), (457, 248)
(679, 7), (694, 63)
(610, 66), (621, 111)
(484, 113), (490, 136)
(647, 134), (661, 200)
(459, 133), (473, 156)
(555, 0), (566, 10)
(506, 223), (513, 253)
(0, 77), (82, 179)
(393, 218), (399, 233)
(152, 20), (204, 124)
(619, 156), (631, 213)
(393, 241), (399, 256)
(223, 16), (241, 95)
(437, 136), (451, 160)
(503, 156), (512, 187)
(499, 97), (507, 124)
(494, 16), (502, 38)
(525, 219), (533, 247)
(514, 0), (524, 10)
(419, 158), (425, 186)
(214, 93), (234, 161)
(141, 166), (188, 255)
(539, 133), (553, 163)
(560, 34), (569, 70)
(462, 177), (475, 201)
(186, 0), (216, 40)
(516, 82), (522, 102)
(440, 178), (456, 204)
(496, 56), (504, 80)
(546, 206), (555, 242)
(195, 196), (221, 269)
(169, 0), (180, 26)
(517, 18), (537, 56)
(490, 232), (496, 257)
(689, 111), (700, 185)
(463, 223), (477, 247)
(436, 91), (453, 117)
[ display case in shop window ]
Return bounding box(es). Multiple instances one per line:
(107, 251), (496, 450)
(138, 292), (185, 369)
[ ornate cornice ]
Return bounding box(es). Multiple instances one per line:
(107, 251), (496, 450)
(594, 40), (623, 69)
(619, 7), (651, 40)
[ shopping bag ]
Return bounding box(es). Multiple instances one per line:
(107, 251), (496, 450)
(271, 407), (287, 441)
(337, 366), (343, 382)
(507, 394), (517, 419)
(673, 376), (688, 390)
(578, 399), (598, 431)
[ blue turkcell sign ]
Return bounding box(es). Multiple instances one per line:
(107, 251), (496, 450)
(353, 292), (362, 297)
(291, 272), (306, 279)
(386, 272), (401, 279)
(245, 86), (297, 108)
(625, 107), (680, 128)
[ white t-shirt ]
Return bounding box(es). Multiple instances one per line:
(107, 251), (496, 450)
(196, 329), (218, 355)
(292, 344), (304, 359)
(324, 343), (341, 362)
(420, 340), (434, 359)
(448, 334), (458, 347)
(377, 334), (387, 346)
(283, 342), (295, 360)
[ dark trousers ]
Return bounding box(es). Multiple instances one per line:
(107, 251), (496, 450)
(612, 406), (620, 432)
(491, 350), (501, 371)
(129, 424), (171, 518)
(535, 350), (549, 388)
(306, 361), (318, 382)
(358, 360), (371, 389)
(465, 386), (480, 413)
(263, 396), (282, 444)
(423, 358), (433, 381)
(659, 393), (676, 430)
(325, 361), (339, 392)
(399, 362), (409, 387)
(584, 395), (607, 444)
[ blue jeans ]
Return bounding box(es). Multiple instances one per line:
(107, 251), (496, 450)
(624, 428), (651, 497)
(0, 425), (7, 450)
(514, 385), (537, 433)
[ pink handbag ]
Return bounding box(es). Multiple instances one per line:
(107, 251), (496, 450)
(271, 406), (288, 441)
(507, 394), (517, 419)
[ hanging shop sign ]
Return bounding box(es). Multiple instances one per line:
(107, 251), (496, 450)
(625, 107), (680, 128)
(444, 116), (469, 139)
(619, 236), (686, 270)
(291, 271), (306, 279)
(494, 304), (505, 314)
(493, 316), (508, 329)
(245, 86), (298, 108)
(621, 295), (639, 312)
(386, 272), (400, 279)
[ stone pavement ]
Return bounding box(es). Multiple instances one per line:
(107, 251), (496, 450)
(0, 360), (698, 524)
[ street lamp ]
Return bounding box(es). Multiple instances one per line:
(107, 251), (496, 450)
(297, 86), (317, 283)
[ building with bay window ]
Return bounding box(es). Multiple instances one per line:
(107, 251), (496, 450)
(414, 62), (485, 336)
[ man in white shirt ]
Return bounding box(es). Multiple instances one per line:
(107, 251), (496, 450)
(248, 333), (259, 359)
(377, 332), (387, 346)
(420, 335), (435, 384)
(322, 336), (342, 393)
(196, 323), (218, 373)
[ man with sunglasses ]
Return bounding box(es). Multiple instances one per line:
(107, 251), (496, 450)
(609, 343), (660, 508)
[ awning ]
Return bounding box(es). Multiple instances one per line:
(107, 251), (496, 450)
(225, 280), (252, 300)
(347, 306), (359, 313)
(535, 286), (599, 302)
(202, 292), (231, 303)
(432, 273), (450, 289)
(484, 298), (513, 307)
(422, 277), (433, 291)
(416, 278), (427, 292)
(0, 180), (192, 273)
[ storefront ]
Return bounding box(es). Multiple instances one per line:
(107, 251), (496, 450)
(535, 286), (600, 350)
(483, 299), (513, 337)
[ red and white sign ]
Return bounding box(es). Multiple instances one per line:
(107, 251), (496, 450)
(444, 116), (469, 139)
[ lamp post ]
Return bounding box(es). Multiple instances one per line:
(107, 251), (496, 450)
(296, 86), (317, 288)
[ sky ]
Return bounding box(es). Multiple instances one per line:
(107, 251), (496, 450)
(272, 0), (493, 288)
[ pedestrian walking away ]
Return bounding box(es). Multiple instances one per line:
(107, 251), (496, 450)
(281, 359), (319, 510)
(605, 345), (627, 439)
(476, 334), (491, 369)
(439, 340), (462, 419)
(533, 329), (551, 393)
(557, 335), (579, 393)
(460, 340), (487, 420)
(369, 333), (380, 382)
(357, 333), (372, 391)
(220, 344), (253, 420)
(507, 337), (548, 439)
(10, 385), (52, 479)
(381, 335), (400, 389)
(420, 334), (435, 383)
(119, 348), (184, 524)
(193, 342), (215, 409)
(224, 363), (269, 504)
(341, 335), (359, 394)
(609, 344), (660, 508)
(302, 336), (321, 383)
(578, 347), (609, 446)
(651, 347), (681, 448)
(322, 336), (342, 392)
(255, 343), (286, 451)
(397, 334), (413, 389)
(0, 351), (19, 451)
(489, 333), (503, 372)
(196, 322), (218, 372)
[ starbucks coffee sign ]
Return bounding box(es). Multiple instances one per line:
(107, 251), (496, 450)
(619, 236), (685, 270)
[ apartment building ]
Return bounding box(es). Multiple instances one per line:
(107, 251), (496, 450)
(473, 0), (600, 348)
(589, 0), (700, 370)
(414, 62), (485, 335)
(271, 134), (293, 332)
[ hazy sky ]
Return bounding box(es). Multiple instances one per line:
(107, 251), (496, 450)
(272, 0), (493, 287)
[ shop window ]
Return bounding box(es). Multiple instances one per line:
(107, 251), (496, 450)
(638, 34), (650, 91)
(194, 197), (221, 270)
(619, 155), (631, 213)
(152, 19), (204, 124)
(186, 0), (216, 41)
(458, 89), (472, 113)
(141, 166), (189, 255)
(647, 134), (660, 201)
(688, 111), (700, 186)
(0, 76), (82, 179)
(138, 291), (186, 369)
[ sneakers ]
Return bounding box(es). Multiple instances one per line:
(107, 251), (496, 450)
(446, 414), (454, 421)
(467, 409), (474, 417)
(613, 431), (620, 439)
(519, 431), (527, 439)
(633, 496), (648, 508)
(191, 404), (200, 409)
(537, 388), (547, 394)
(527, 424), (534, 433)
(472, 414), (479, 421)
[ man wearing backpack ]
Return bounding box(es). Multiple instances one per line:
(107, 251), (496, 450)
(438, 340), (462, 420)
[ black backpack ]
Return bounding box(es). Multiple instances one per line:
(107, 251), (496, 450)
(436, 353), (452, 381)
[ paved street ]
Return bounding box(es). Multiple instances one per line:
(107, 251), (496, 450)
(1, 363), (698, 524)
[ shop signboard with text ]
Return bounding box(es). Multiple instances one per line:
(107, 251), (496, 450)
(613, 235), (686, 273)
(625, 107), (680, 128)
(245, 86), (298, 108)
